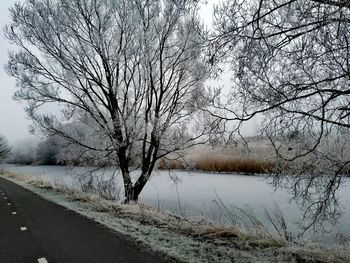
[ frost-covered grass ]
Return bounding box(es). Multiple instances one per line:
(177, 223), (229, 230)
(1, 171), (349, 263)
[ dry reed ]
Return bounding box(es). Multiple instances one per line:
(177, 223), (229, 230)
(158, 155), (276, 174)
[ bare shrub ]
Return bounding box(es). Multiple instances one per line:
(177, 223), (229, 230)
(158, 159), (188, 170)
(212, 194), (295, 242)
(263, 204), (293, 242)
(78, 170), (121, 201)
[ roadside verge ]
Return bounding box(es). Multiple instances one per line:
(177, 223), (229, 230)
(1, 171), (349, 263)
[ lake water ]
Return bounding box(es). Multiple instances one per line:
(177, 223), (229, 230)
(3, 164), (349, 243)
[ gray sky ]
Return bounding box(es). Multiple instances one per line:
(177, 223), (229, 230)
(0, 1), (218, 144)
(0, 1), (255, 145)
(0, 0), (35, 144)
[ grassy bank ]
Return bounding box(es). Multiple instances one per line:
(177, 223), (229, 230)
(1, 170), (349, 262)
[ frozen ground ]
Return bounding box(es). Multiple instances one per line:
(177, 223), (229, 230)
(1, 171), (349, 263)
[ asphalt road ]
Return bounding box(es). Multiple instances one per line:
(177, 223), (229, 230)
(0, 177), (171, 263)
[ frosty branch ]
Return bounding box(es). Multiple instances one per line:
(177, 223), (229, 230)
(5, 0), (217, 202)
(211, 0), (350, 231)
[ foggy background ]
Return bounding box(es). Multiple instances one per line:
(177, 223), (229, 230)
(0, 0), (256, 146)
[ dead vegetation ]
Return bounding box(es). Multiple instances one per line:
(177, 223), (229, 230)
(157, 142), (280, 174)
(158, 154), (276, 174)
(191, 155), (276, 174)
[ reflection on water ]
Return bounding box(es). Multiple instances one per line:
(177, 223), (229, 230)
(3, 164), (350, 243)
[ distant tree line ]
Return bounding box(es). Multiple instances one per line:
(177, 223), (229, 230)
(0, 135), (11, 163)
(7, 121), (123, 166)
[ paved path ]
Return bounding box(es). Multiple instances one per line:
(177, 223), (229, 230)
(0, 177), (171, 263)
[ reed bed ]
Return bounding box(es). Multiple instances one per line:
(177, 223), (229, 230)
(158, 155), (276, 174)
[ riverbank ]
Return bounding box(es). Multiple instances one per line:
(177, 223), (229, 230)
(1, 170), (349, 263)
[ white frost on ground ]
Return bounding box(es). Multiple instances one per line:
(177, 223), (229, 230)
(1, 172), (349, 263)
(0, 173), (278, 262)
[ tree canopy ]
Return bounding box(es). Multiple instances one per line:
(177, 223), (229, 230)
(6, 0), (216, 202)
(211, 0), (350, 231)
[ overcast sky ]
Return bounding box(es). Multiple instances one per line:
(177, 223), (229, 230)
(0, 1), (255, 145)
(0, 0), (36, 144)
(0, 1), (217, 145)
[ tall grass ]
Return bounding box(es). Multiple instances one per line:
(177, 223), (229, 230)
(192, 155), (276, 174)
(158, 155), (276, 174)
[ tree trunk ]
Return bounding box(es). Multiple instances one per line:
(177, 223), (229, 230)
(131, 158), (157, 202)
(118, 144), (158, 203)
(123, 169), (156, 203)
(117, 147), (135, 203)
(124, 180), (142, 203)
(124, 179), (135, 203)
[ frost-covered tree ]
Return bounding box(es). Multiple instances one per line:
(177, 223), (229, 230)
(0, 135), (10, 162)
(6, 138), (36, 165)
(6, 0), (216, 202)
(53, 118), (116, 166)
(210, 0), (350, 231)
(35, 136), (60, 165)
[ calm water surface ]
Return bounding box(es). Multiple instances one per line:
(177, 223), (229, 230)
(3, 164), (349, 242)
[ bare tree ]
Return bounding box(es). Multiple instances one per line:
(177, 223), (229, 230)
(210, 0), (350, 232)
(6, 0), (217, 202)
(0, 135), (11, 162)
